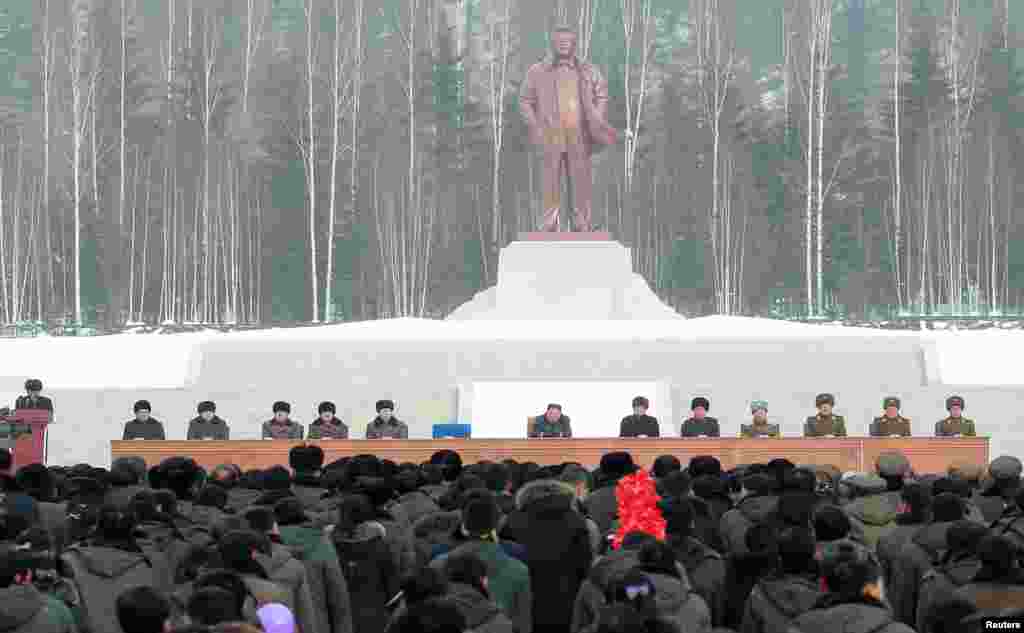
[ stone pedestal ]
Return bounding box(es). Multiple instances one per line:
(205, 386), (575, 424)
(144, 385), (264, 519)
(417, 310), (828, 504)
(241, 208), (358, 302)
(446, 237), (682, 320)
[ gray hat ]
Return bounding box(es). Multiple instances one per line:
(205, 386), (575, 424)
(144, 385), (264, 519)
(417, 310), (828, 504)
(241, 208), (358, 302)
(846, 473), (887, 494)
(989, 455), (1023, 481)
(876, 451), (910, 478)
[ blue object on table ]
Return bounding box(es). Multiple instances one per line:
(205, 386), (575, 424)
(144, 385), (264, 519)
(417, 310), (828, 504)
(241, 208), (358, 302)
(433, 423), (471, 439)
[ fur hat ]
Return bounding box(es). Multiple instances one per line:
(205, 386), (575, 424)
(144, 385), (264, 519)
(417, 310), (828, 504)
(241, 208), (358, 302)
(814, 505), (851, 541)
(691, 474), (726, 499)
(931, 493), (965, 522)
(272, 401), (291, 414)
(658, 471), (691, 498)
(274, 497), (309, 526)
(989, 455), (1023, 481)
(875, 451), (910, 478)
(133, 400), (152, 413)
(289, 445), (324, 473)
(815, 393), (835, 406)
(197, 401), (216, 414)
(945, 395), (965, 411)
(688, 455), (722, 478)
(632, 396), (649, 409)
(462, 491), (499, 536)
(318, 401), (336, 414)
(883, 396), (901, 409)
(375, 400), (394, 412)
(742, 473), (778, 495)
(23, 379), (42, 392)
(690, 397), (710, 411)
(600, 452), (638, 478)
(652, 455), (681, 479)
(262, 466), (292, 491)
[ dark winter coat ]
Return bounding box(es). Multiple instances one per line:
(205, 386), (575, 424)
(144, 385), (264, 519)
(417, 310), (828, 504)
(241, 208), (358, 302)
(570, 547), (710, 633)
(122, 419), (165, 440)
(876, 520), (926, 589)
(888, 521), (957, 626)
(974, 489), (1012, 523)
(722, 550), (779, 631)
(308, 418), (349, 439)
(135, 520), (200, 589)
(279, 524), (354, 633)
(104, 483), (148, 510)
(991, 513), (1024, 552)
(431, 540), (532, 633)
(262, 419), (304, 440)
(292, 476), (326, 511)
(669, 536), (726, 628)
(720, 494), (778, 555)
(741, 574), (823, 633)
(844, 490), (902, 548)
(59, 544), (156, 633)
(258, 543), (319, 633)
(0, 585), (77, 633)
(791, 597), (915, 633)
(584, 483), (619, 537)
(186, 416), (229, 440)
(15, 396), (53, 412)
(385, 491), (441, 528)
(226, 487), (264, 513)
(442, 582), (520, 633)
(619, 414), (660, 437)
(331, 521), (401, 633)
(500, 479), (593, 633)
(364, 417), (408, 439)
(691, 495), (730, 553)
(914, 553), (981, 633)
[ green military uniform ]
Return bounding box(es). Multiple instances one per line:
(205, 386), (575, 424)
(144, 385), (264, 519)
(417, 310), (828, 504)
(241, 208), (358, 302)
(804, 414), (847, 437)
(934, 416), (976, 437)
(528, 414), (573, 438)
(871, 396), (911, 437)
(740, 422), (780, 438)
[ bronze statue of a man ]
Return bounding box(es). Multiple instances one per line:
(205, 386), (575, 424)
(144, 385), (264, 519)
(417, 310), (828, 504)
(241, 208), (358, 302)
(520, 27), (617, 232)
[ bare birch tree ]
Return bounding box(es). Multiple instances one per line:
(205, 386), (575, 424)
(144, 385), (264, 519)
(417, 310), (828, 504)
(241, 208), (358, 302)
(69, 0), (97, 324)
(302, 0), (320, 322)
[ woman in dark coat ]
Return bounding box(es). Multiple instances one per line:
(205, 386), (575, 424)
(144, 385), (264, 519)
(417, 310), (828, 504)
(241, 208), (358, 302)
(500, 478), (593, 633)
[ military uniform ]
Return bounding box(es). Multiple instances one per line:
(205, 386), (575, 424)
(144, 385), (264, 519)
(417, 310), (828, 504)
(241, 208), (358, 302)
(870, 416), (912, 437)
(619, 414), (659, 437)
(528, 414), (573, 438)
(804, 414), (847, 437)
(935, 395), (975, 437)
(680, 418), (720, 437)
(740, 423), (780, 438)
(365, 417), (409, 439)
(262, 419), (304, 439)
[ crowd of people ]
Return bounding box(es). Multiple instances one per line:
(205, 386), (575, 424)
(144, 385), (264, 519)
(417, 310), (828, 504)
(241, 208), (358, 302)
(0, 440), (1020, 633)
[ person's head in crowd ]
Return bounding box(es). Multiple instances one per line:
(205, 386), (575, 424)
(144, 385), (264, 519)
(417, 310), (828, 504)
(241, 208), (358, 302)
(421, 464), (445, 488)
(782, 467), (815, 494)
(129, 491), (162, 524)
(444, 551), (491, 598)
(335, 495), (376, 534)
(116, 586), (173, 633)
(15, 463), (57, 503)
(777, 526), (817, 576)
(274, 497), (308, 527)
(741, 469), (778, 499)
(691, 474), (727, 502)
(111, 459), (143, 487)
(599, 452), (637, 482)
(133, 400), (153, 423)
(661, 497), (695, 540)
(262, 466), (292, 492)
(819, 542), (884, 603)
(160, 457), (204, 501)
(658, 470), (691, 500)
(218, 530), (271, 575)
(430, 450), (463, 483)
(986, 455), (1022, 496)
(558, 464), (592, 501)
(376, 400), (395, 422)
(767, 458), (795, 483)
(921, 595), (978, 633)
(24, 378), (43, 397)
(637, 541), (681, 579)
(196, 484), (228, 510)
(289, 445), (324, 476)
(95, 505), (138, 548)
(932, 476), (972, 502)
(197, 401), (217, 421)
(271, 401), (291, 424)
(777, 492), (815, 527)
(257, 603), (296, 633)
(631, 396), (650, 417)
(974, 535), (1019, 581)
(459, 490), (499, 541)
(188, 587), (241, 626)
(931, 492), (966, 523)
(242, 506), (278, 535)
(389, 598), (465, 633)
(652, 455), (681, 480)
(193, 570), (250, 619)
(897, 482), (931, 524)
(813, 505), (851, 543)
(207, 464), (238, 488)
(479, 462), (508, 496)
(607, 568), (658, 623)
(690, 396), (710, 420)
(874, 451), (910, 491)
(746, 523), (780, 559)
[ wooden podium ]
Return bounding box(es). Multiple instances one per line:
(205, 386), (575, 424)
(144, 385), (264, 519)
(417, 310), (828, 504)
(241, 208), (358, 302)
(0, 409), (51, 468)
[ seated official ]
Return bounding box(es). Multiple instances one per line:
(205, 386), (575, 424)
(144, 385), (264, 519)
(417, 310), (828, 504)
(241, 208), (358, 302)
(528, 403), (572, 438)
(262, 401), (304, 439)
(308, 401), (348, 439)
(365, 399), (408, 439)
(870, 396), (912, 437)
(804, 392), (847, 437)
(187, 401), (230, 440)
(935, 395), (976, 437)
(680, 396), (720, 437)
(619, 396), (659, 437)
(740, 400), (780, 437)
(15, 378), (53, 413)
(122, 400), (165, 440)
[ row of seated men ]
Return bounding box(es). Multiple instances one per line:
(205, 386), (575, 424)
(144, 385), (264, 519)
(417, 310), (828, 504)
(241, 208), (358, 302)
(114, 393), (978, 441)
(0, 441), (1020, 633)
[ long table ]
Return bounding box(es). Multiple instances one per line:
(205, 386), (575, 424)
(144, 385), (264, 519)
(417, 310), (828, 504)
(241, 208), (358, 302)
(111, 437), (989, 474)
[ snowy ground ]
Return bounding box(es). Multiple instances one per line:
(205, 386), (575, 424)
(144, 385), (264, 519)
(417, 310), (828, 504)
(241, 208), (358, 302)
(1, 315), (1021, 466)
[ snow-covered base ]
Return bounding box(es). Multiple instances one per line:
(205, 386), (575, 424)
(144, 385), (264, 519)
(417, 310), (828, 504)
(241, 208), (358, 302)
(2, 315), (1023, 467)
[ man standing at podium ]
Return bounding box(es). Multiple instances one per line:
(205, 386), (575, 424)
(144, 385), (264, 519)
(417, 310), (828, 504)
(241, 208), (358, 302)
(620, 396), (659, 437)
(528, 403), (573, 438)
(935, 395), (976, 437)
(15, 379), (53, 414)
(520, 26), (617, 232)
(123, 400), (165, 440)
(870, 397), (912, 437)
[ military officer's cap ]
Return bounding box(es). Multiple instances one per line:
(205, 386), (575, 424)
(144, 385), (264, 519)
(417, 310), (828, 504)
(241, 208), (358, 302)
(945, 395), (965, 411)
(750, 400), (768, 413)
(883, 396), (901, 409)
(815, 393), (835, 406)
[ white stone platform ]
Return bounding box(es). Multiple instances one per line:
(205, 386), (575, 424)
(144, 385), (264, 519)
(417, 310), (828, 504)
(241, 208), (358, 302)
(446, 239), (682, 320)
